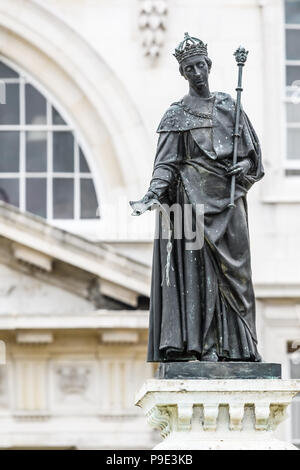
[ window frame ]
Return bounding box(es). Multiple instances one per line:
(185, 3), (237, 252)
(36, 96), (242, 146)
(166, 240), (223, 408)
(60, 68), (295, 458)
(284, 4), (300, 171)
(259, 0), (300, 203)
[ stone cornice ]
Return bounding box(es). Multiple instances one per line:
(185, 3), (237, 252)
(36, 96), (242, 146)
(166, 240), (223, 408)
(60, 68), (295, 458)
(0, 310), (149, 330)
(0, 203), (151, 302)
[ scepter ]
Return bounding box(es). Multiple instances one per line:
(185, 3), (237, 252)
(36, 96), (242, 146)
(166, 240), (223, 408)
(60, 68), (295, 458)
(228, 46), (249, 208)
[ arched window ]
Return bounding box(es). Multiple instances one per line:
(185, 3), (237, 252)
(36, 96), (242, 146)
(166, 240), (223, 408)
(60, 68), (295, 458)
(0, 59), (99, 220)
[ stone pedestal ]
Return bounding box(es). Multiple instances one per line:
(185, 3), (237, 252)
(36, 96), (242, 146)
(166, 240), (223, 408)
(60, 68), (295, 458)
(135, 378), (300, 450)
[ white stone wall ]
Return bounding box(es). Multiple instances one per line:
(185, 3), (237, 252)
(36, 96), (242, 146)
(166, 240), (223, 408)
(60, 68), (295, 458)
(0, 263), (92, 315)
(0, 330), (157, 449)
(0, 0), (299, 448)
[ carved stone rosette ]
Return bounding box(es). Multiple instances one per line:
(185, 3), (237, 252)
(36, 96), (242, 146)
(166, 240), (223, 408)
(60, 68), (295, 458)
(135, 379), (300, 450)
(138, 0), (168, 59)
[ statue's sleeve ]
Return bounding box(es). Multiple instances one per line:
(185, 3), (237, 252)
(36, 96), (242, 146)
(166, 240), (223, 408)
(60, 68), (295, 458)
(147, 131), (182, 200)
(238, 110), (264, 186)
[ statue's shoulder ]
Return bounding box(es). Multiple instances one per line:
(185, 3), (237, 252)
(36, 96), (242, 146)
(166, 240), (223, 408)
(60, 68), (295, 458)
(156, 101), (186, 133)
(214, 91), (232, 99)
(156, 93), (236, 133)
(214, 91), (235, 107)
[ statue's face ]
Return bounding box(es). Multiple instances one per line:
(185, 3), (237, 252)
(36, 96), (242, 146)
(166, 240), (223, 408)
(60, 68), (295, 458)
(180, 55), (210, 91)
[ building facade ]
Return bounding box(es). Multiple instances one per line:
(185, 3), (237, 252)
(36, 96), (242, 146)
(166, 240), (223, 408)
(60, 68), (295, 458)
(0, 0), (299, 449)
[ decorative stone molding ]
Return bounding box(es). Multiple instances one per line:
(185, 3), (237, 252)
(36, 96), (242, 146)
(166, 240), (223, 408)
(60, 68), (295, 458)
(0, 310), (149, 330)
(100, 331), (139, 344)
(12, 243), (53, 272)
(16, 332), (53, 344)
(203, 404), (219, 432)
(100, 279), (138, 307)
(177, 403), (193, 432)
(138, 0), (168, 59)
(135, 379), (300, 450)
(255, 403), (272, 430)
(57, 366), (90, 395)
(269, 404), (287, 430)
(146, 406), (170, 438)
(228, 403), (244, 431)
(13, 412), (51, 422)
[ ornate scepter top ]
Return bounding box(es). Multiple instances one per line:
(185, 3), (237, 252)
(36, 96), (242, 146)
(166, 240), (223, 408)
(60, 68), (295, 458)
(174, 32), (208, 64)
(234, 46), (249, 66)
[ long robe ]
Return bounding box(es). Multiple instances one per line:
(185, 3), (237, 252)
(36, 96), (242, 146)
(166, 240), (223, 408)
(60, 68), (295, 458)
(147, 92), (264, 362)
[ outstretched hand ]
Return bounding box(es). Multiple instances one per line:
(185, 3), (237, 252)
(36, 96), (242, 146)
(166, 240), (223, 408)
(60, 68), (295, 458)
(129, 191), (158, 216)
(226, 159), (251, 179)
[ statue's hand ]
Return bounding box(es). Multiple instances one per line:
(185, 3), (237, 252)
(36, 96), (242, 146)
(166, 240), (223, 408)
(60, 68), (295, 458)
(142, 191), (156, 204)
(129, 191), (158, 216)
(226, 159), (251, 179)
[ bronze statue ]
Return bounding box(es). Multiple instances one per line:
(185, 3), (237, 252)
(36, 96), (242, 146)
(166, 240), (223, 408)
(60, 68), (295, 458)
(131, 33), (264, 363)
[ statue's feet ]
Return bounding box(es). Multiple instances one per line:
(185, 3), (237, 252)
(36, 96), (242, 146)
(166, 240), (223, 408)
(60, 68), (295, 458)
(164, 349), (198, 362)
(200, 351), (219, 362)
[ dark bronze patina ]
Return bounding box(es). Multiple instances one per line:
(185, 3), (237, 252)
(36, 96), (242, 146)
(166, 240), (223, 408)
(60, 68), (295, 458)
(130, 33), (264, 364)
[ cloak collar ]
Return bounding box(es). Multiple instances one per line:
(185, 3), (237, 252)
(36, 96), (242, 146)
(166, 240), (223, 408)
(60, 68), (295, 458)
(156, 92), (235, 133)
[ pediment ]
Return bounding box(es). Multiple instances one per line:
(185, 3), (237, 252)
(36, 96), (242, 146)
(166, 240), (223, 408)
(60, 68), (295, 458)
(0, 203), (151, 308)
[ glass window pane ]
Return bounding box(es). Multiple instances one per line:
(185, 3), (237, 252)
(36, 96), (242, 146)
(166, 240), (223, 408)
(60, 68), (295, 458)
(286, 66), (300, 86)
(79, 148), (90, 173)
(53, 178), (74, 219)
(286, 0), (300, 24)
(26, 131), (47, 172)
(286, 29), (300, 59)
(25, 84), (46, 125)
(286, 102), (300, 122)
(0, 84), (19, 125)
(0, 131), (19, 172)
(0, 62), (18, 78)
(26, 178), (46, 218)
(80, 179), (99, 219)
(0, 178), (19, 206)
(52, 106), (66, 125)
(287, 128), (300, 158)
(53, 132), (74, 172)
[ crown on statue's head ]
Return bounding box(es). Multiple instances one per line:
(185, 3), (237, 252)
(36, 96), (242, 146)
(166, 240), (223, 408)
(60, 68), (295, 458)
(173, 32), (208, 64)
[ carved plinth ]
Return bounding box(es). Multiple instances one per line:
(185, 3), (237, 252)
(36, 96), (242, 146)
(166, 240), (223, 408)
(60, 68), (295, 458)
(135, 379), (300, 450)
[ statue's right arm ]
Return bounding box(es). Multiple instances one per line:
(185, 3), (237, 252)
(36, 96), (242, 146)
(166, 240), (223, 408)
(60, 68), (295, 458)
(146, 131), (181, 200)
(130, 130), (181, 216)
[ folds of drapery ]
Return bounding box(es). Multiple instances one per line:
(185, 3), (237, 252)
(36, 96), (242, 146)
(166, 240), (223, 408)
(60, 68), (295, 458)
(147, 108), (264, 362)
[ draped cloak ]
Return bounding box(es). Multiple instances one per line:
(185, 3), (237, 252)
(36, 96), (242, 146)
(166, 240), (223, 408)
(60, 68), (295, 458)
(147, 92), (264, 362)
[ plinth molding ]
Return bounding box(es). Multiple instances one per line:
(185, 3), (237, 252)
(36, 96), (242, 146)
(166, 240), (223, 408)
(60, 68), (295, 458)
(135, 379), (300, 450)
